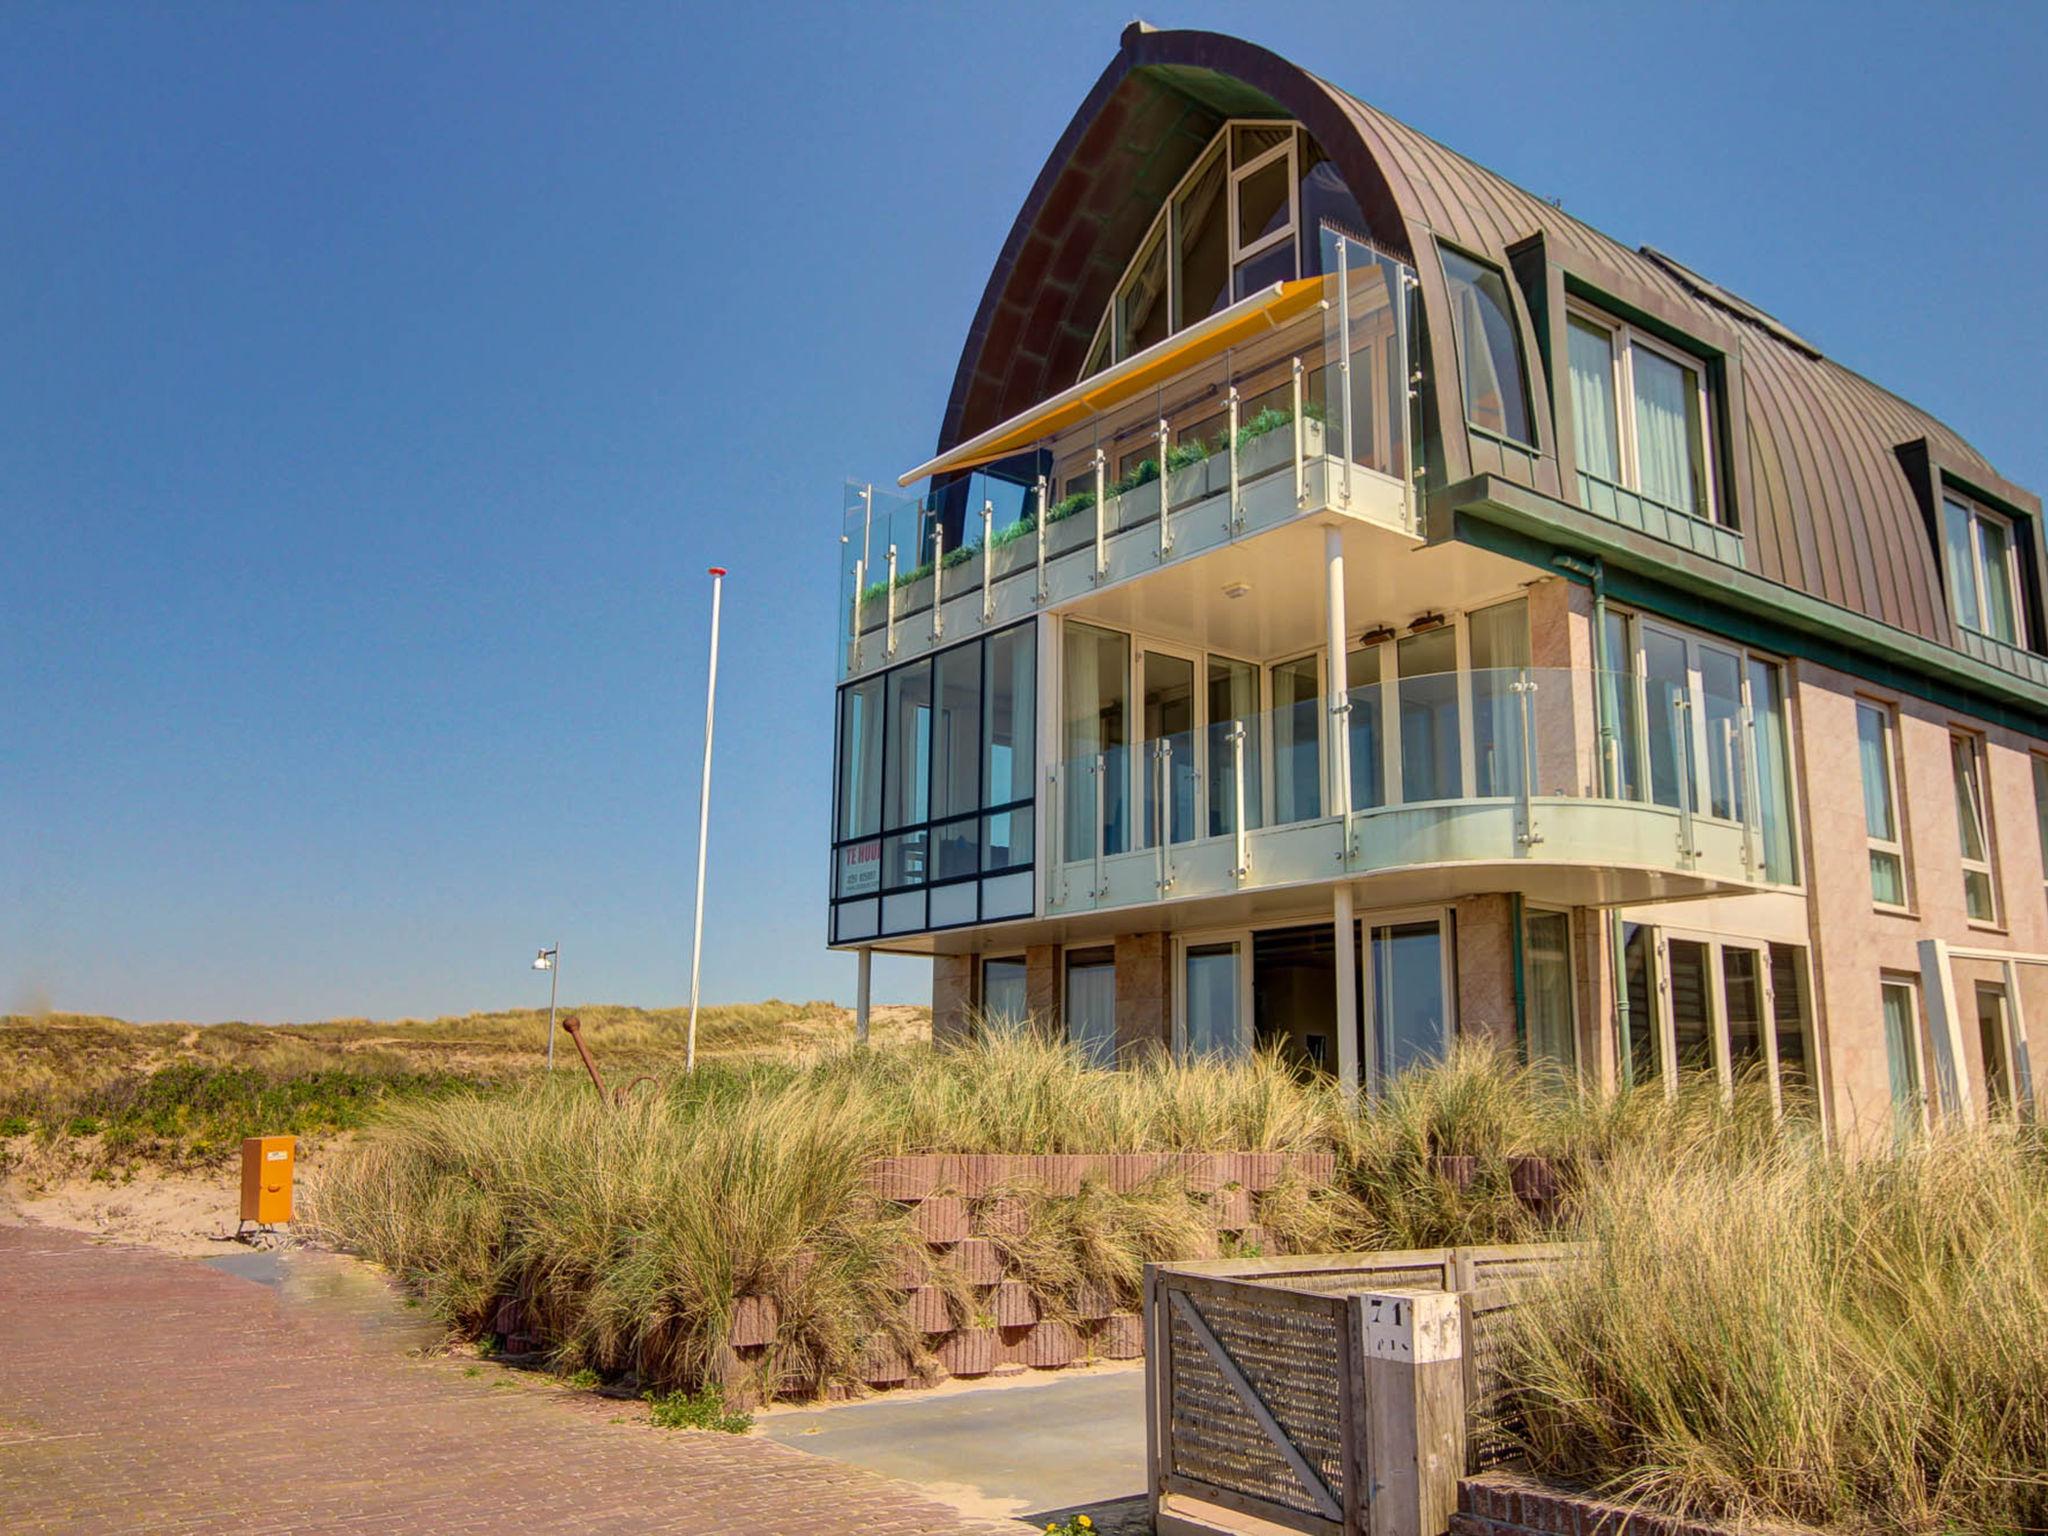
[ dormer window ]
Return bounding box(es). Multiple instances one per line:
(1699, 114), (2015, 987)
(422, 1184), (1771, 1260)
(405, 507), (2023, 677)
(1567, 305), (1717, 522)
(1084, 121), (1312, 378)
(1940, 492), (2025, 646)
(1440, 246), (1533, 445)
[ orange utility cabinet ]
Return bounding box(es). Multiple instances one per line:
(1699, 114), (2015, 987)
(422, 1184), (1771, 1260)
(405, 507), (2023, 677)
(240, 1135), (296, 1226)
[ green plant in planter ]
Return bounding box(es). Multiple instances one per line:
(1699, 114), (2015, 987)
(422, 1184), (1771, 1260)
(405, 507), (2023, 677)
(1046, 489), (1096, 524)
(1235, 405), (1295, 449)
(941, 543), (975, 569)
(1115, 458), (1161, 494)
(1165, 437), (1212, 472)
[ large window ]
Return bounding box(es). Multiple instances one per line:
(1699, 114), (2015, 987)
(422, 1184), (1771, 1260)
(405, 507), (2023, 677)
(982, 956), (1028, 1032)
(1632, 928), (1817, 1115)
(1976, 982), (2018, 1117)
(1065, 947), (1116, 1066)
(1950, 730), (1998, 923)
(831, 624), (1036, 942)
(1857, 700), (1908, 909)
(1941, 494), (2026, 647)
(2032, 754), (2048, 908)
(1568, 307), (1716, 522)
(1611, 615), (1799, 882)
(1085, 121), (1316, 378)
(1439, 246), (1532, 444)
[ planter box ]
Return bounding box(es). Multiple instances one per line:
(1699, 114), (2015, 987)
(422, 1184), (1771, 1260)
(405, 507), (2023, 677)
(491, 1297), (525, 1337)
(936, 1327), (998, 1377)
(1234, 1223), (1273, 1254)
(955, 1153), (1023, 1196)
(1094, 1312), (1144, 1360)
(1212, 1186), (1253, 1231)
(1180, 1152), (1225, 1193)
(1109, 1152), (1166, 1191)
(1285, 1150), (1336, 1183)
(1020, 1320), (1080, 1369)
(1074, 1281), (1116, 1321)
(1237, 416), (1325, 483)
(728, 1294), (779, 1348)
(975, 1196), (1030, 1239)
(989, 1280), (1038, 1328)
(857, 1334), (912, 1385)
(1238, 1151), (1285, 1192)
(912, 1196), (970, 1243)
(939, 1237), (1004, 1285)
(1510, 1154), (1559, 1213)
(868, 1155), (940, 1202)
(1433, 1154), (1481, 1192)
(901, 1285), (953, 1335)
(1167, 457), (1219, 509)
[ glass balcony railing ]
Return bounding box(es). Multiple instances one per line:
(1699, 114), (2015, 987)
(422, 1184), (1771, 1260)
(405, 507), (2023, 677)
(835, 233), (1420, 678)
(1044, 667), (1790, 913)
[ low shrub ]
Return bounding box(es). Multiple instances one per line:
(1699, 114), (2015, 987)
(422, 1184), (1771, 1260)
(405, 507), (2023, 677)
(645, 1385), (752, 1433)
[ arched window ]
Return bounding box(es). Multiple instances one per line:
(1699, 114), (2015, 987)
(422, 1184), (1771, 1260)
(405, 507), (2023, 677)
(1082, 121), (1324, 379)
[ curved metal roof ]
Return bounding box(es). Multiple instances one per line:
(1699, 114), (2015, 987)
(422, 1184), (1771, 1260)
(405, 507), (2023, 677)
(937, 25), (2034, 650)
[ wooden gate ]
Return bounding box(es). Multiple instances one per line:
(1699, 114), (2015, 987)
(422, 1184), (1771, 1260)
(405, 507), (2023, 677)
(1145, 1247), (1574, 1536)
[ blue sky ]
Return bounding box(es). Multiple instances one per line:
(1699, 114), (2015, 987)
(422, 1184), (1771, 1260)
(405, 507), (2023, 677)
(6, 2), (2046, 1023)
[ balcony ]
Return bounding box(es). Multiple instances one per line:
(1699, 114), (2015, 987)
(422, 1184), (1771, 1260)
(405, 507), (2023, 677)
(1044, 665), (1772, 925)
(836, 236), (1420, 680)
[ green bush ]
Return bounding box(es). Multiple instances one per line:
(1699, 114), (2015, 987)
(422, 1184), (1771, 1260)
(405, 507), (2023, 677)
(645, 1385), (752, 1433)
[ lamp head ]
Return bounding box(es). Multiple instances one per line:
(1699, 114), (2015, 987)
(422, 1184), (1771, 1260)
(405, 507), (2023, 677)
(532, 950), (554, 971)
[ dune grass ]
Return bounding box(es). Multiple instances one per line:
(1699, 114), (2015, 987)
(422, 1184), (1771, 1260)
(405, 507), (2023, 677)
(305, 1035), (1666, 1402)
(0, 1000), (924, 1178)
(1498, 1115), (2048, 1534)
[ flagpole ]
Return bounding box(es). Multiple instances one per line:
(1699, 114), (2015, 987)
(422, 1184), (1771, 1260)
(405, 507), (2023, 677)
(686, 566), (726, 1074)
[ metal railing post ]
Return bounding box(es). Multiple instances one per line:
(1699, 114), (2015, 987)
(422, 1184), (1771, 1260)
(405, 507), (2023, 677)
(1514, 672), (1542, 850)
(849, 556), (864, 671)
(1226, 384), (1243, 533)
(1673, 696), (1697, 865)
(1291, 356), (1306, 507)
(884, 545), (899, 657)
(929, 522), (945, 641)
(1092, 752), (1108, 899)
(1154, 739), (1174, 894)
(859, 482), (874, 573)
(980, 500), (994, 624)
(1157, 417), (1172, 558)
(1337, 238), (1354, 505)
(1230, 721), (1249, 882)
(1093, 447), (1108, 582)
(1034, 473), (1048, 602)
(1047, 763), (1066, 907)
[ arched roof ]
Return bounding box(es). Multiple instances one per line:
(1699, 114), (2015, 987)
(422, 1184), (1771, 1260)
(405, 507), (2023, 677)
(938, 25), (2031, 650)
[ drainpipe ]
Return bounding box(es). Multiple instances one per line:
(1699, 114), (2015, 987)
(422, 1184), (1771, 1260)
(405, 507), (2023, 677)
(1552, 552), (1633, 1091)
(1509, 891), (1527, 1061)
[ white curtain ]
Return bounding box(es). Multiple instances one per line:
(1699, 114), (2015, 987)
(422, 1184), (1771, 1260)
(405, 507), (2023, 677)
(1632, 349), (1697, 515)
(1567, 319), (1619, 482)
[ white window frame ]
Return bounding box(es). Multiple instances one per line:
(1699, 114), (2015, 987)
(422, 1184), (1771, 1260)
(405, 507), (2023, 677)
(1647, 925), (1783, 1108)
(1943, 493), (2027, 647)
(1857, 698), (1911, 913)
(1135, 638), (1206, 851)
(1949, 728), (2000, 926)
(2031, 752), (2048, 909)
(1567, 302), (1719, 524)
(1227, 133), (1300, 267)
(1974, 980), (2021, 1117)
(1083, 120), (1305, 377)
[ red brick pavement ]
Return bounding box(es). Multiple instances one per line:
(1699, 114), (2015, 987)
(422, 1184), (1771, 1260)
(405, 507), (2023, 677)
(0, 1226), (1014, 1535)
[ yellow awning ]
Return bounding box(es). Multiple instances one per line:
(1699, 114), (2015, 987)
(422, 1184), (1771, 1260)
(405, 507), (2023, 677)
(898, 275), (1326, 487)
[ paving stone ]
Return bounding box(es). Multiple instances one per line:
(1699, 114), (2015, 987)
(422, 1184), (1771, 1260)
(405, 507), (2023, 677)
(0, 1226), (1014, 1535)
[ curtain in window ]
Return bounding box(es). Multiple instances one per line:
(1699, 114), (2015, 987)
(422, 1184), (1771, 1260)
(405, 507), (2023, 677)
(1881, 984), (1922, 1141)
(1440, 249), (1531, 443)
(1942, 499), (1983, 634)
(1977, 513), (2019, 644)
(1062, 624), (1127, 860)
(1747, 658), (1797, 883)
(1468, 598), (1529, 798)
(1632, 349), (1697, 515)
(1523, 910), (1575, 1069)
(1567, 319), (1619, 482)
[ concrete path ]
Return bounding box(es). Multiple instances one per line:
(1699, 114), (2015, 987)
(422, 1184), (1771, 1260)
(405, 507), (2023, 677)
(760, 1369), (1148, 1531)
(0, 1225), (1013, 1535)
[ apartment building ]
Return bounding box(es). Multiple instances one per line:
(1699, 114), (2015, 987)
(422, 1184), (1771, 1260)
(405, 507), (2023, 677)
(828, 25), (2048, 1146)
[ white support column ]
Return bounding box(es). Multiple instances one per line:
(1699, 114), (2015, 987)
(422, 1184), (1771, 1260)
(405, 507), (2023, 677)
(1324, 524), (1353, 844)
(1335, 882), (1360, 1100)
(855, 945), (872, 1048)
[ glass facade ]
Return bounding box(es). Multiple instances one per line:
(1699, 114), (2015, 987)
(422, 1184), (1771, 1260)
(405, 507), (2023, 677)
(831, 622), (1035, 942)
(1439, 246), (1532, 444)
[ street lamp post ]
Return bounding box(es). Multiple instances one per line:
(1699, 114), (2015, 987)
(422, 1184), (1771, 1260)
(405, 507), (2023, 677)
(533, 945), (560, 1070)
